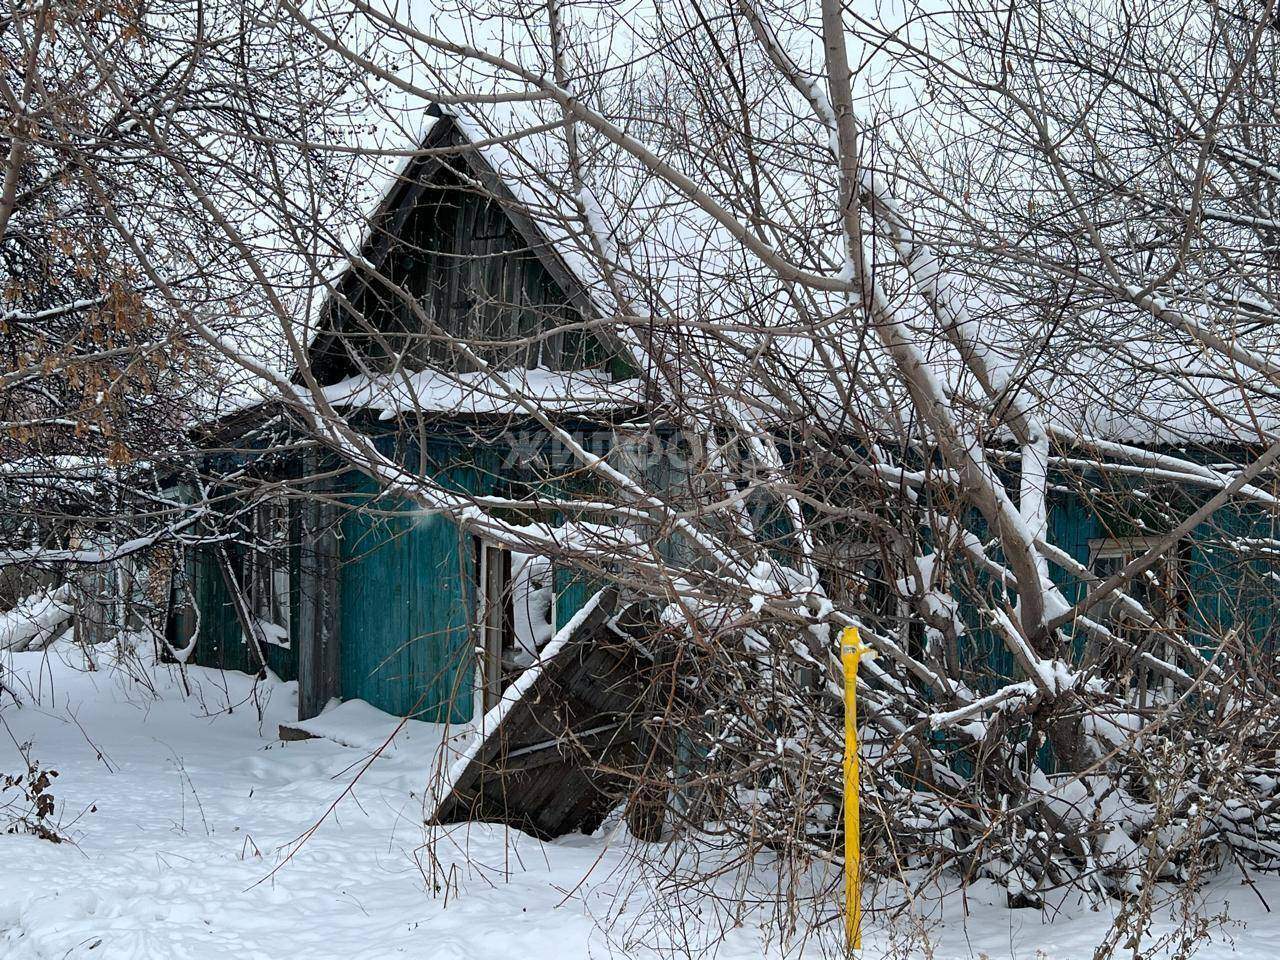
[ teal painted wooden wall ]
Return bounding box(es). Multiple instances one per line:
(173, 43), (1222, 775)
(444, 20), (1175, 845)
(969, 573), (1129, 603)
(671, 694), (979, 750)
(554, 565), (595, 633)
(183, 443), (1280, 728)
(181, 426), (607, 722)
(1184, 502), (1280, 648)
(186, 541), (299, 683)
(336, 473), (476, 722)
(333, 423), (609, 720)
(955, 482), (1280, 687)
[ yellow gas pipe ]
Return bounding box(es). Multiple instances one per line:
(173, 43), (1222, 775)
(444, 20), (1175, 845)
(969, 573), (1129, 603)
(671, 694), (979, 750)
(840, 625), (874, 951)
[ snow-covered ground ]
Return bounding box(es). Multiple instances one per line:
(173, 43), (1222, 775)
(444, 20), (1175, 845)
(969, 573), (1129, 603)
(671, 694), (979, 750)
(0, 641), (1277, 959)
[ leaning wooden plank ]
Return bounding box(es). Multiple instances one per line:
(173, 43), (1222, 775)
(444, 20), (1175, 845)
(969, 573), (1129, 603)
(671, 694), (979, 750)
(429, 587), (656, 839)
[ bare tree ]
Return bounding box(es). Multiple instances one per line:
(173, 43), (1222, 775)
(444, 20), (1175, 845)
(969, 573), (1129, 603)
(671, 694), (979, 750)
(12, 0), (1280, 953)
(0, 0), (367, 659)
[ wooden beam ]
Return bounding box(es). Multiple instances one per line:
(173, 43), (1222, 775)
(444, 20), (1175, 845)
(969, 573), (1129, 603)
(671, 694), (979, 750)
(298, 462), (342, 720)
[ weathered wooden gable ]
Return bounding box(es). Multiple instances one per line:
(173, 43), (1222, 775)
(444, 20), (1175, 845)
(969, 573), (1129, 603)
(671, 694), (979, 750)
(311, 116), (608, 383)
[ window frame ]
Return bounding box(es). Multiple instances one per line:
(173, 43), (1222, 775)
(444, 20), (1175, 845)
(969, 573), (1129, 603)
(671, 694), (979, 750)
(1087, 536), (1185, 625)
(474, 538), (516, 714)
(246, 497), (292, 648)
(1087, 535), (1186, 701)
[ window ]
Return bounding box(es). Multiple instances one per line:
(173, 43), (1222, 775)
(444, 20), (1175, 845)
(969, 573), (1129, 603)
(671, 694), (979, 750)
(1088, 536), (1185, 700)
(247, 498), (291, 648)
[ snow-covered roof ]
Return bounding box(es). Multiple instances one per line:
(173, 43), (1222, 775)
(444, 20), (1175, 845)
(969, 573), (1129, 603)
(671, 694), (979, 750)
(320, 366), (643, 419)
(242, 4), (1280, 451)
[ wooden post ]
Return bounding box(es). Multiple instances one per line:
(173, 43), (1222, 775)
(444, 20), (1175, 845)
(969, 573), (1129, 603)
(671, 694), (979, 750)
(298, 485), (341, 721)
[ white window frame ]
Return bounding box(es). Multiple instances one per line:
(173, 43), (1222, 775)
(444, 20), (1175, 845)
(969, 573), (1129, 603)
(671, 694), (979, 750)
(474, 539), (515, 715)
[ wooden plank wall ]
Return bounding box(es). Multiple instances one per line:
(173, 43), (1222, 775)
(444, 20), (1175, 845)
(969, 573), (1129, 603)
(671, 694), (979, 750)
(341, 166), (604, 375)
(187, 541), (299, 682)
(336, 471), (477, 722)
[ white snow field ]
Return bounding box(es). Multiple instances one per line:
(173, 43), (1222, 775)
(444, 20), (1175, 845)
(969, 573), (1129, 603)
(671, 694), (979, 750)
(1, 641), (1278, 960)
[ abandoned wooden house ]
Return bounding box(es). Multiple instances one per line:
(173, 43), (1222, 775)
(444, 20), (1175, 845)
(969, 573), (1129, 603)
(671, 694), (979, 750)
(157, 108), (1280, 838)
(163, 110), (663, 833)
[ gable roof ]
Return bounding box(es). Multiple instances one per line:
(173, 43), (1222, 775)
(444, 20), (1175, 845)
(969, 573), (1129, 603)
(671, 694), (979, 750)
(303, 101), (1280, 446)
(297, 107), (646, 419)
(307, 111), (590, 366)
(230, 17), (1280, 452)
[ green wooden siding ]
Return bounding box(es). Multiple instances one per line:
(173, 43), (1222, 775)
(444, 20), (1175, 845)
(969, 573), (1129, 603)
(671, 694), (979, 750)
(186, 542), (299, 682)
(181, 425), (619, 721)
(957, 483), (1280, 686)
(180, 437), (1280, 729)
(1185, 502), (1280, 649)
(179, 115), (639, 717)
(337, 476), (476, 722)
(331, 430), (607, 720)
(553, 564), (596, 633)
